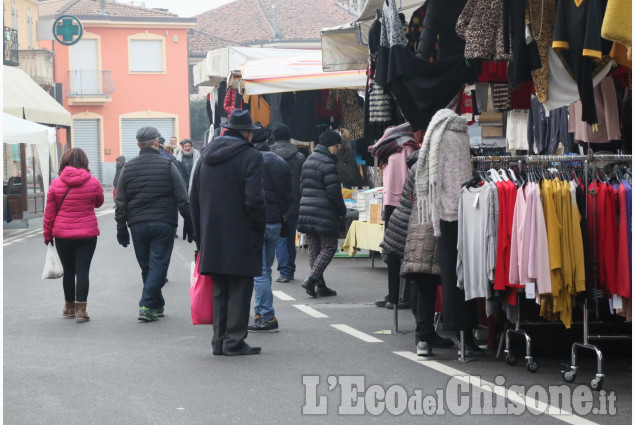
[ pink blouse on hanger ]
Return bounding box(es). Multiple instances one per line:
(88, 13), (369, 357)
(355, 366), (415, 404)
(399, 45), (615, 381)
(509, 182), (552, 302)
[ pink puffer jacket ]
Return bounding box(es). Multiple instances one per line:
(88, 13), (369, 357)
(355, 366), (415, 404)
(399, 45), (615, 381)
(43, 166), (104, 241)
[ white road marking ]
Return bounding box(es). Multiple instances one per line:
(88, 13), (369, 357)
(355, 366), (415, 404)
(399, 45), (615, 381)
(293, 304), (328, 318)
(4, 228), (42, 243)
(393, 351), (599, 425)
(96, 210), (115, 216)
(273, 290), (295, 301)
(331, 324), (383, 343)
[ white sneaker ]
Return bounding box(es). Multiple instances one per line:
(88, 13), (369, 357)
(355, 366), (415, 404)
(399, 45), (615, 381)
(416, 341), (433, 357)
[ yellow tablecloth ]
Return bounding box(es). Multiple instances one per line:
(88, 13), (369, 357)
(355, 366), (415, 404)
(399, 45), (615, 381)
(341, 220), (385, 256)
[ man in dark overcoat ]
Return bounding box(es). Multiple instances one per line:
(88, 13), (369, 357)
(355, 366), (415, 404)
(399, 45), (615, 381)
(190, 110), (266, 356)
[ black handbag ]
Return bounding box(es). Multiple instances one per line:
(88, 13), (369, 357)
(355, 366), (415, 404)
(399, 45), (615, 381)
(263, 163), (289, 237)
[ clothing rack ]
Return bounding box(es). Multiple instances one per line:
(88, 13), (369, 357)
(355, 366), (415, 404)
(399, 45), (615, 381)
(470, 152), (632, 387)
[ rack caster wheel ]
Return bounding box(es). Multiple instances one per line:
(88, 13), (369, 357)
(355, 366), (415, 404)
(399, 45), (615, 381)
(527, 361), (539, 373)
(562, 368), (576, 383)
(506, 353), (518, 366)
(590, 378), (603, 391)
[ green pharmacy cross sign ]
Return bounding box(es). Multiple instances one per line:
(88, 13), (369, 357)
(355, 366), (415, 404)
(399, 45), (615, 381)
(53, 15), (83, 46)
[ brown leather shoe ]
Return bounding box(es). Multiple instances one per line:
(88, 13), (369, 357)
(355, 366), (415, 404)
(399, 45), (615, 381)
(63, 300), (75, 318)
(75, 301), (90, 323)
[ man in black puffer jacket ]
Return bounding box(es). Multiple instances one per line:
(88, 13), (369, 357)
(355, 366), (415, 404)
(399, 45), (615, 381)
(298, 129), (347, 298)
(115, 126), (194, 322)
(270, 124), (305, 283)
(248, 134), (292, 332)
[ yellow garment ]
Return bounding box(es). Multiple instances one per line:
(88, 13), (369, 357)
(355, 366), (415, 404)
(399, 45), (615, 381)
(601, 0), (632, 47)
(555, 180), (574, 328)
(569, 183), (586, 293)
(245, 95), (271, 127)
(341, 188), (355, 199)
(341, 220), (384, 256)
(539, 180), (562, 322)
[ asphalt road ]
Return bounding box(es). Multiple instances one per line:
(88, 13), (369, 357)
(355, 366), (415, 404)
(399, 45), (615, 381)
(3, 196), (632, 424)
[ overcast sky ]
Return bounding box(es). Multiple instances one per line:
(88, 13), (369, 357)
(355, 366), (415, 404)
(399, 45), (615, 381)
(116, 0), (235, 17)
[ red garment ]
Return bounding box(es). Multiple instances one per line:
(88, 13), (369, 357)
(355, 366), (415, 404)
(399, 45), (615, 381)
(43, 167), (104, 241)
(223, 87), (238, 116)
(588, 181), (618, 294)
(614, 183), (631, 298)
(494, 180), (517, 291)
(477, 61), (508, 83)
(510, 81), (533, 109)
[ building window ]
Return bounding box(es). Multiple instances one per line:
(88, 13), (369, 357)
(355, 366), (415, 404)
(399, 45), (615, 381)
(129, 39), (164, 72)
(27, 9), (33, 49)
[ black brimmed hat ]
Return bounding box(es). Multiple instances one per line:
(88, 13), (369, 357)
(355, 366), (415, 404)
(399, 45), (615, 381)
(221, 110), (261, 131)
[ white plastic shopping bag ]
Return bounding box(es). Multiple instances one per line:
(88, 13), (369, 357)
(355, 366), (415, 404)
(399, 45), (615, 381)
(42, 244), (64, 279)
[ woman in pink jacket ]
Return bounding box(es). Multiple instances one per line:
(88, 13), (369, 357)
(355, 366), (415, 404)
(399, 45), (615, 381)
(43, 148), (104, 323)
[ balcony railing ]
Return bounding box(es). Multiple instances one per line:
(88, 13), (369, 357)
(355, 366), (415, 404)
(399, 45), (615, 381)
(67, 70), (115, 97)
(18, 49), (55, 90)
(4, 26), (19, 66)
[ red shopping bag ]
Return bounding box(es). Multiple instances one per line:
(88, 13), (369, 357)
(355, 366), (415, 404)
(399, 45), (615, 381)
(190, 252), (213, 325)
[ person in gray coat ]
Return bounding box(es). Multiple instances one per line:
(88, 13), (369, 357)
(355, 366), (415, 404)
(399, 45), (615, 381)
(382, 153), (454, 356)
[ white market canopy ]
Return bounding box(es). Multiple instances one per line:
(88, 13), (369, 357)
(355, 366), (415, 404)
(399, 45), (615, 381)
(2, 113), (56, 145)
(193, 47), (317, 87)
(321, 0), (425, 71)
(3, 65), (72, 127)
(240, 51), (367, 95)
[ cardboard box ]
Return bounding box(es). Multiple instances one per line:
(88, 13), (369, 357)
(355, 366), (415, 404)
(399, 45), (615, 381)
(369, 202), (384, 225)
(481, 125), (504, 138)
(478, 111), (503, 123)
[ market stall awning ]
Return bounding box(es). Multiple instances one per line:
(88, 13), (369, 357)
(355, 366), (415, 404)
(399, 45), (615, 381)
(2, 113), (56, 145)
(193, 47), (317, 87)
(321, 0), (425, 71)
(3, 65), (71, 127)
(241, 51), (367, 95)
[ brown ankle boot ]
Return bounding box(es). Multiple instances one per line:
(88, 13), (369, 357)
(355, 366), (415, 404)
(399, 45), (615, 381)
(63, 300), (75, 318)
(75, 301), (90, 323)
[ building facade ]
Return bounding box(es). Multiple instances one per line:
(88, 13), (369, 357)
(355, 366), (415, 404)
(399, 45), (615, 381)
(39, 0), (195, 184)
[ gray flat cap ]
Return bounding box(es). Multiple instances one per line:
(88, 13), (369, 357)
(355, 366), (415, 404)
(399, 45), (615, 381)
(136, 126), (161, 142)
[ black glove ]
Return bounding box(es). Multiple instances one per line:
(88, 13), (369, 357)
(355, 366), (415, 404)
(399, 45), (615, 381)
(183, 221), (195, 244)
(44, 239), (54, 246)
(117, 227), (130, 247)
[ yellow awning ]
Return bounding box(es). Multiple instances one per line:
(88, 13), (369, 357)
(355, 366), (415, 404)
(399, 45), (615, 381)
(3, 65), (71, 127)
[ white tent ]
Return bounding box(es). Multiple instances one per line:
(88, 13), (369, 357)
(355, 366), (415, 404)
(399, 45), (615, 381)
(3, 113), (56, 145)
(321, 0), (425, 71)
(193, 47), (318, 87)
(2, 113), (58, 196)
(3, 65), (72, 127)
(240, 51), (367, 95)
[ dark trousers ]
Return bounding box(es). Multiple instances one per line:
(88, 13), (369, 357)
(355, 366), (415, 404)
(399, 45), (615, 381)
(55, 237), (97, 302)
(130, 221), (175, 309)
(386, 253), (402, 304)
(412, 273), (440, 343)
(306, 233), (338, 285)
(211, 273), (254, 352)
(438, 220), (477, 333)
(275, 212), (299, 279)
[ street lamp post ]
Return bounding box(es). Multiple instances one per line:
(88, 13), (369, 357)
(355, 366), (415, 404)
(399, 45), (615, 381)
(272, 0), (292, 40)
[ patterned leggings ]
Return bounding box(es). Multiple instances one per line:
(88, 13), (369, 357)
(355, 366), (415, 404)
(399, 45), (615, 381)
(306, 233), (338, 286)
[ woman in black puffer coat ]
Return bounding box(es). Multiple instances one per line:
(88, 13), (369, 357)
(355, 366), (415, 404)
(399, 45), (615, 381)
(298, 130), (347, 298)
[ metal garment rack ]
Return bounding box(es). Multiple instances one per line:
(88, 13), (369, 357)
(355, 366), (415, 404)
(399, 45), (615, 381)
(470, 153), (632, 385)
(561, 151), (632, 391)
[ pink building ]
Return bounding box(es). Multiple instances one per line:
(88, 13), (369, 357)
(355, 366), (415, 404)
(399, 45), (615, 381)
(39, 0), (195, 184)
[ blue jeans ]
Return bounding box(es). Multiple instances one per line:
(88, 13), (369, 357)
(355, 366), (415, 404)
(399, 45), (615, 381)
(275, 213), (298, 279)
(254, 223), (282, 321)
(130, 221), (175, 309)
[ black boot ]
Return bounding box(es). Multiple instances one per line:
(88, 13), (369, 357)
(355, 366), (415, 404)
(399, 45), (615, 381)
(316, 285), (337, 297)
(302, 277), (317, 297)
